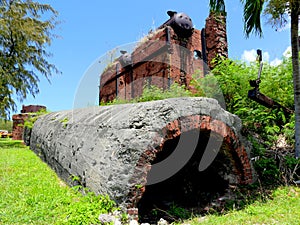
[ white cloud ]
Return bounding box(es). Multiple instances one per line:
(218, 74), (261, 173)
(241, 49), (270, 63)
(270, 58), (282, 67)
(241, 46), (292, 66)
(241, 49), (257, 62)
(283, 46), (292, 58)
(263, 52), (270, 62)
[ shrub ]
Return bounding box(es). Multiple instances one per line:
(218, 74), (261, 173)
(254, 157), (280, 185)
(206, 57), (295, 148)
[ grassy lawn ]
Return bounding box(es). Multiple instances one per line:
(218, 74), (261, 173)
(0, 140), (115, 225)
(0, 139), (300, 224)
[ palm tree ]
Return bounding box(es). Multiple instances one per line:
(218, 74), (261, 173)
(206, 0), (228, 69)
(242, 0), (300, 157)
(209, 0), (226, 13)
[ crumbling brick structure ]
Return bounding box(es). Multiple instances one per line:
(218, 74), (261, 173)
(99, 11), (228, 104)
(21, 105), (46, 113)
(12, 114), (29, 140)
(99, 12), (209, 103)
(12, 105), (46, 140)
(99, 27), (204, 103)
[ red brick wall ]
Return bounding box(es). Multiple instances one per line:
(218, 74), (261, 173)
(21, 105), (46, 113)
(99, 27), (204, 103)
(12, 114), (29, 140)
(12, 105), (46, 140)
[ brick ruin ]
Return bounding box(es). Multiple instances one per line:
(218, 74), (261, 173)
(99, 28), (203, 103)
(12, 105), (46, 140)
(99, 11), (228, 103)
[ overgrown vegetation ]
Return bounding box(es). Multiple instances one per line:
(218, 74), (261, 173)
(211, 57), (294, 146)
(102, 82), (193, 106)
(208, 57), (299, 186)
(23, 109), (49, 129)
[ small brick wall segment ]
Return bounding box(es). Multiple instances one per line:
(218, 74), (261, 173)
(29, 97), (253, 210)
(12, 105), (46, 140)
(20, 105), (46, 113)
(12, 114), (29, 140)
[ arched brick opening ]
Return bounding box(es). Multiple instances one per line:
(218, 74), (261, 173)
(127, 115), (253, 221)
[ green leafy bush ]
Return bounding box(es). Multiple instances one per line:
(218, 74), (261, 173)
(206, 57), (295, 148)
(167, 203), (190, 220)
(254, 157), (280, 184)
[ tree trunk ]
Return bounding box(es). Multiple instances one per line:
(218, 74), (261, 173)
(290, 1), (300, 157)
(205, 12), (228, 70)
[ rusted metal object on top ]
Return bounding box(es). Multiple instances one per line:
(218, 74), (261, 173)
(159, 11), (194, 38)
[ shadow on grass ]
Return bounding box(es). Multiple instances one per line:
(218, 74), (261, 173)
(0, 139), (27, 149)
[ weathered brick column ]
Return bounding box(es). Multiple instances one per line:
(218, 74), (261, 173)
(12, 114), (29, 140)
(29, 97), (254, 213)
(12, 105), (46, 140)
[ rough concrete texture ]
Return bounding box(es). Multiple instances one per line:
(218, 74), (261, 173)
(29, 97), (253, 210)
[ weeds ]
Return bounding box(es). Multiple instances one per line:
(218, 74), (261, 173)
(23, 109), (49, 129)
(101, 82), (193, 106)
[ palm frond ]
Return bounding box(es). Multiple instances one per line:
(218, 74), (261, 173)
(209, 0), (226, 14)
(242, 0), (265, 37)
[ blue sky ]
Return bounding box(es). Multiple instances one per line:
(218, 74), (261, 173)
(14, 0), (292, 114)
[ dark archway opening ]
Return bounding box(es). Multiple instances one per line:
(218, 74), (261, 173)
(138, 129), (234, 223)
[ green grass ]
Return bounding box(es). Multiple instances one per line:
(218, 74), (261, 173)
(0, 142), (116, 225)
